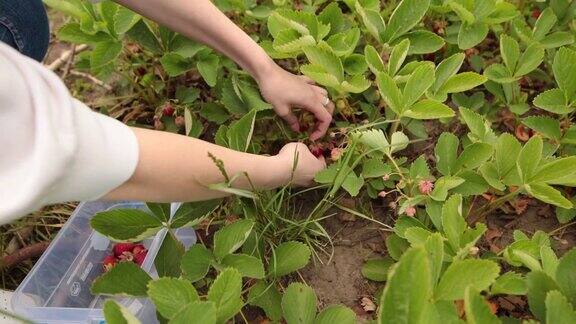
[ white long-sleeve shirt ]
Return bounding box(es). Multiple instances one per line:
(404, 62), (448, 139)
(0, 43), (139, 225)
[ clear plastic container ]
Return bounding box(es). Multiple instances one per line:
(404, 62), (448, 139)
(11, 201), (196, 324)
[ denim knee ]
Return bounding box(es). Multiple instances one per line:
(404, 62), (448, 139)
(0, 0), (50, 62)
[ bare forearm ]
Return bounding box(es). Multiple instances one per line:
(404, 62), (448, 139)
(115, 0), (275, 81)
(104, 128), (289, 202)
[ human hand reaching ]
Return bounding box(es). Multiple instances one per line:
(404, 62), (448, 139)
(257, 64), (335, 141)
(275, 143), (326, 187)
(115, 0), (334, 139)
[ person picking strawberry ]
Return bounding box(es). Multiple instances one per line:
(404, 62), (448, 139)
(0, 0), (333, 224)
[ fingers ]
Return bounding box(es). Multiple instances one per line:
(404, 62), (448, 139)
(309, 103), (333, 141)
(312, 86), (333, 116)
(325, 100), (335, 115)
(316, 155), (327, 169)
(313, 85), (328, 97)
(299, 75), (315, 85)
(276, 106), (300, 132)
(280, 76), (333, 140)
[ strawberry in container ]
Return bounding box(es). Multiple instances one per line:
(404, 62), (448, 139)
(102, 242), (148, 272)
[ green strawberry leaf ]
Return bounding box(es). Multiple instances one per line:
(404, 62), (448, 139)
(181, 244), (214, 282)
(435, 259), (500, 300)
(220, 254), (265, 279)
(282, 283), (317, 324)
(546, 290), (576, 324)
(552, 45), (576, 99)
(171, 301), (217, 324)
(269, 241), (311, 277)
(103, 300), (140, 324)
(527, 271), (559, 321)
(464, 287), (501, 324)
(525, 183), (573, 209)
(388, 39), (410, 76)
(382, 0), (431, 43)
(404, 99), (455, 119)
(517, 136), (543, 183)
(213, 219), (255, 260)
(92, 262), (152, 297)
(248, 281), (283, 322)
(556, 249), (576, 305)
(316, 305), (356, 324)
(491, 272), (527, 295)
(362, 257), (394, 282)
(500, 34), (519, 72)
(207, 268), (244, 324)
(441, 194), (466, 250)
(379, 247), (432, 323)
(405, 30), (445, 55)
(533, 88), (571, 114)
(148, 278), (199, 319)
(365, 45), (385, 74)
(522, 116), (562, 140)
(91, 209), (163, 242)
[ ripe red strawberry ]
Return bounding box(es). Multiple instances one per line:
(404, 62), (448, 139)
(134, 251), (147, 266)
(132, 244), (147, 255)
(103, 255), (117, 272)
(531, 8), (541, 19)
(113, 243), (135, 258)
(309, 144), (324, 158)
(162, 103), (175, 117)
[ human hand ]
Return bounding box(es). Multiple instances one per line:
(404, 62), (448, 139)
(275, 143), (326, 187)
(257, 64), (335, 141)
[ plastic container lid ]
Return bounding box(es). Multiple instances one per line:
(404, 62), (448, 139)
(11, 201), (196, 324)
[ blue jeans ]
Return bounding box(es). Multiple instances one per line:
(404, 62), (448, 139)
(0, 0), (50, 61)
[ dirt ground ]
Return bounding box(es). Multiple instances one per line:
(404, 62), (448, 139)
(297, 195), (576, 321)
(487, 204), (576, 255)
(299, 202), (393, 320)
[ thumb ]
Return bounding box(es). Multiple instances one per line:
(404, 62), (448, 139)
(316, 155), (327, 169)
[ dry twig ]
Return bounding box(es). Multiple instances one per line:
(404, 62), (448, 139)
(69, 70), (113, 91)
(47, 44), (88, 71)
(0, 242), (50, 271)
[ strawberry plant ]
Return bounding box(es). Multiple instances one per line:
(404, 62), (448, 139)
(89, 201), (358, 323)
(440, 0), (519, 49)
(32, 0), (576, 322)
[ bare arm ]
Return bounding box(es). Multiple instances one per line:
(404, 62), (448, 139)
(104, 128), (325, 202)
(115, 0), (335, 140)
(116, 0), (272, 80)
